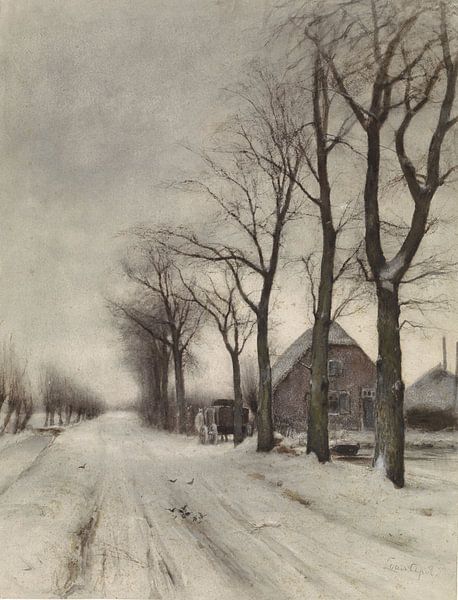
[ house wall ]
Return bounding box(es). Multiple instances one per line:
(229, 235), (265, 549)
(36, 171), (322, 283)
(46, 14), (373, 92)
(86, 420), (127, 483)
(273, 344), (376, 433)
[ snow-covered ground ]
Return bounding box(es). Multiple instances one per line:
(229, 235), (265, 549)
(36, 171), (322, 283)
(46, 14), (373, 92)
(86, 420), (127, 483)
(0, 412), (456, 599)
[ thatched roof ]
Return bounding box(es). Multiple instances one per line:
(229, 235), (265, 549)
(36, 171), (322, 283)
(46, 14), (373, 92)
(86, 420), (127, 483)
(405, 364), (457, 412)
(272, 322), (360, 389)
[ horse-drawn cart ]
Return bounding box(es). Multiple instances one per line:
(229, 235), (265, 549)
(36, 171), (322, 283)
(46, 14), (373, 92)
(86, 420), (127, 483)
(196, 399), (252, 444)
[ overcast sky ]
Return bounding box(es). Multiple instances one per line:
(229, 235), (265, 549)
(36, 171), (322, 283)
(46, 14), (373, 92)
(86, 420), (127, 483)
(0, 0), (457, 406)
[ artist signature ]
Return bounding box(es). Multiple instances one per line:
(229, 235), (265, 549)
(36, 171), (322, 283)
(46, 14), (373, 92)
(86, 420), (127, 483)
(386, 558), (439, 580)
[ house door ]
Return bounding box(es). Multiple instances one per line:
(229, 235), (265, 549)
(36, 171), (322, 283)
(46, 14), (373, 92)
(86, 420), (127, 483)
(363, 398), (375, 429)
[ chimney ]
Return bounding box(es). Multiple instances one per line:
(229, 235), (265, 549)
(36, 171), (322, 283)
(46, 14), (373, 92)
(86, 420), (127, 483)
(442, 336), (447, 371)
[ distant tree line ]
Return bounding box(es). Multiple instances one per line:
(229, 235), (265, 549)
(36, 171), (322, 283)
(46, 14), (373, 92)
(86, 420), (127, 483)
(41, 365), (105, 427)
(0, 338), (33, 434)
(0, 335), (105, 435)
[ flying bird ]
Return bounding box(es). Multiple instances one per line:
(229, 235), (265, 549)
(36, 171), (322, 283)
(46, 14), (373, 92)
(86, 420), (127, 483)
(78, 464), (87, 469)
(186, 478), (194, 485)
(166, 507), (176, 513)
(168, 478), (177, 483)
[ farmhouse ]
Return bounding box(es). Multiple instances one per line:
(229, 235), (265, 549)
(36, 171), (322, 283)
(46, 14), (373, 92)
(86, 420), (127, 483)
(272, 322), (376, 434)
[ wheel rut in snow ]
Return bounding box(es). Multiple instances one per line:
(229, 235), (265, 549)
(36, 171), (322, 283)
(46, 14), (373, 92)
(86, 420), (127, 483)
(199, 477), (363, 599)
(63, 428), (183, 600)
(142, 511), (183, 597)
(61, 502), (101, 598)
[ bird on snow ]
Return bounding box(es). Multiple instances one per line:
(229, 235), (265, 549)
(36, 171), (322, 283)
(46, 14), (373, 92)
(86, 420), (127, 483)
(186, 478), (194, 485)
(168, 478), (177, 483)
(78, 464), (87, 469)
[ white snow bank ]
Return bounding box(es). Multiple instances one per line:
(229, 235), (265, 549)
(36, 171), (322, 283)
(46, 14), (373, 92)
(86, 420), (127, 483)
(0, 420), (105, 598)
(215, 431), (457, 600)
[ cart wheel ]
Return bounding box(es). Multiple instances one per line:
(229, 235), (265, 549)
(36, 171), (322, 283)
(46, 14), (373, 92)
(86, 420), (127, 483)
(199, 425), (208, 444)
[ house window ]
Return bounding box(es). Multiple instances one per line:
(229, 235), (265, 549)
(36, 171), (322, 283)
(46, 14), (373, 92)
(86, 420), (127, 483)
(361, 388), (375, 399)
(339, 392), (350, 414)
(328, 359), (343, 377)
(328, 391), (350, 415)
(328, 393), (339, 414)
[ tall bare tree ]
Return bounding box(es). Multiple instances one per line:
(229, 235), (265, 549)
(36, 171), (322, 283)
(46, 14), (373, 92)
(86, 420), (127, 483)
(156, 73), (305, 450)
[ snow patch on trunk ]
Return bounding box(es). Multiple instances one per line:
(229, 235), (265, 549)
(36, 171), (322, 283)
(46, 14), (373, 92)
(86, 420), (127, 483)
(378, 253), (406, 292)
(380, 253), (406, 280)
(375, 453), (386, 472)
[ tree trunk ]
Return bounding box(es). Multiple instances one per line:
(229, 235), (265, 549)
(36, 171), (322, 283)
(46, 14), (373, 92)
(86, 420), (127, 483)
(256, 305), (274, 451)
(149, 365), (160, 427)
(231, 352), (244, 446)
(158, 350), (169, 430)
(173, 348), (186, 433)
(373, 284), (405, 488)
(160, 359), (170, 431)
(13, 404), (21, 434)
(307, 322), (331, 461)
(2, 403), (14, 433)
(307, 225), (335, 462)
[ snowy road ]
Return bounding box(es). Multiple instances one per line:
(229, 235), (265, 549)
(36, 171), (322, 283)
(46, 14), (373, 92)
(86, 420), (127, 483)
(0, 413), (456, 599)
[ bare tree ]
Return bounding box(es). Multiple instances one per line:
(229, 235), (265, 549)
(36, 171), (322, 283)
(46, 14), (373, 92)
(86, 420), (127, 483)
(181, 268), (256, 445)
(120, 244), (204, 433)
(155, 73), (305, 451)
(289, 0), (457, 486)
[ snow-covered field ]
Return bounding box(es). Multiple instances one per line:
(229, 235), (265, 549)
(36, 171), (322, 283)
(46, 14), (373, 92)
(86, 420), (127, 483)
(0, 412), (456, 599)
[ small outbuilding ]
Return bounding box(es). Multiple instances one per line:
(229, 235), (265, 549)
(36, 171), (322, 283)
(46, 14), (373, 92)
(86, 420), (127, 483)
(404, 339), (458, 430)
(272, 322), (376, 434)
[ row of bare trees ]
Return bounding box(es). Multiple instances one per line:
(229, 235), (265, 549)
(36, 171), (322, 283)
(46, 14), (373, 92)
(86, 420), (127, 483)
(0, 337), (105, 434)
(114, 0), (456, 487)
(111, 247), (260, 443)
(110, 248), (203, 433)
(41, 365), (106, 427)
(0, 338), (33, 434)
